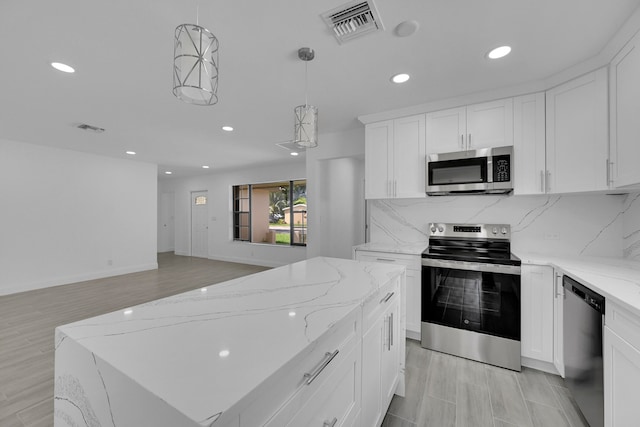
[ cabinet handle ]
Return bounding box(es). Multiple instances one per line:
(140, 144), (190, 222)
(540, 170), (544, 193)
(468, 133), (472, 150)
(303, 350), (339, 385)
(606, 159), (614, 186)
(380, 291), (395, 304)
(390, 312), (394, 347)
(376, 258), (396, 263)
(554, 274), (563, 298)
(546, 170), (551, 193)
(323, 418), (338, 427)
(460, 134), (464, 150)
(394, 180), (397, 197)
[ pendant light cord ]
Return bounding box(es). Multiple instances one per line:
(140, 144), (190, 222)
(305, 60), (309, 107)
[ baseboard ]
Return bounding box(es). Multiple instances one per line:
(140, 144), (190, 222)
(208, 254), (294, 268)
(521, 356), (561, 375)
(0, 262), (158, 296)
(406, 329), (421, 341)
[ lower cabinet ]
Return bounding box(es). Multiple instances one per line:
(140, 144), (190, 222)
(521, 265), (554, 363)
(362, 290), (400, 427)
(553, 271), (564, 377)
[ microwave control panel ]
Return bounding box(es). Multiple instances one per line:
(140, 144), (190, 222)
(492, 155), (511, 182)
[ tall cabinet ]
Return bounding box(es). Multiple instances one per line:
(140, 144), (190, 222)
(365, 114), (426, 199)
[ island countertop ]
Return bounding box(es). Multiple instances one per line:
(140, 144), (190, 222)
(54, 256), (406, 426)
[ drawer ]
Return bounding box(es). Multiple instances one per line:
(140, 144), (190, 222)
(605, 301), (640, 351)
(355, 251), (420, 270)
(362, 276), (400, 332)
(240, 310), (360, 427)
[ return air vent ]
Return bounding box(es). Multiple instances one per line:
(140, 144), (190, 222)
(76, 123), (105, 133)
(321, 0), (384, 44)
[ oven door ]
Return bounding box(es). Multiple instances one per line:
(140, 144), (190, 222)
(421, 258), (521, 341)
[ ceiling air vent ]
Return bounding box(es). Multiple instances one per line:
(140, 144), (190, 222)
(321, 0), (384, 44)
(76, 123), (105, 133)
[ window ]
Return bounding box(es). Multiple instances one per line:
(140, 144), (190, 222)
(232, 180), (306, 246)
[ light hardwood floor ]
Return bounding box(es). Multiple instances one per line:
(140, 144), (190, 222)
(383, 340), (591, 427)
(2, 254), (589, 427)
(0, 253), (269, 427)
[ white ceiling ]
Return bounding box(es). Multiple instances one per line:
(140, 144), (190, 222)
(1, 0), (639, 178)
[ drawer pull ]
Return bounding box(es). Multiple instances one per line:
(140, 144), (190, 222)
(304, 350), (339, 385)
(380, 291), (394, 304)
(323, 418), (338, 427)
(376, 258), (396, 263)
(390, 312), (394, 347)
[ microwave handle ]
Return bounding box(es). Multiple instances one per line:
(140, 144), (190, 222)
(460, 134), (464, 150)
(468, 133), (472, 150)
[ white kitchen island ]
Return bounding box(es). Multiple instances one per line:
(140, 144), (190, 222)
(54, 257), (406, 427)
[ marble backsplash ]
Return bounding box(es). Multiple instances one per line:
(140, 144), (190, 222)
(369, 193), (640, 259)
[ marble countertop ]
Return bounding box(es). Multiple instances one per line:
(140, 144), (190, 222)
(517, 252), (640, 315)
(55, 257), (405, 426)
(353, 242), (428, 256)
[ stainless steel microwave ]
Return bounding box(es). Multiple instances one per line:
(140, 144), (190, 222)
(426, 146), (513, 195)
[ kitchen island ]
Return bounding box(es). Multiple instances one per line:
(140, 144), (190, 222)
(54, 257), (406, 427)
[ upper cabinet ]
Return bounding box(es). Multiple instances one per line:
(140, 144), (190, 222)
(610, 30), (640, 189)
(426, 98), (514, 154)
(513, 93), (546, 195)
(545, 68), (609, 193)
(365, 114), (426, 199)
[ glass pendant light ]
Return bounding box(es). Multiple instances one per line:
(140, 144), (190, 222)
(293, 47), (318, 148)
(173, 8), (219, 106)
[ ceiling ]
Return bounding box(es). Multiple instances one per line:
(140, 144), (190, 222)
(1, 0), (639, 178)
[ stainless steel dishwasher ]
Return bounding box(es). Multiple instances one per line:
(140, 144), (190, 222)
(563, 275), (605, 427)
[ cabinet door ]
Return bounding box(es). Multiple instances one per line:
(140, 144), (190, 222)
(393, 114), (426, 198)
(513, 93), (546, 195)
(426, 106), (466, 154)
(361, 316), (383, 427)
(546, 68), (609, 193)
(466, 98), (514, 150)
(610, 31), (640, 188)
(365, 121), (393, 199)
(405, 268), (421, 338)
(381, 298), (400, 412)
(521, 265), (554, 363)
(604, 326), (640, 427)
(553, 272), (564, 377)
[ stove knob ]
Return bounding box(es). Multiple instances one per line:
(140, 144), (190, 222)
(430, 226), (437, 233)
(492, 227), (498, 235)
(501, 227), (508, 235)
(438, 226), (444, 232)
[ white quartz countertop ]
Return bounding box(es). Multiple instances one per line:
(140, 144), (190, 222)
(55, 257), (405, 426)
(353, 242), (428, 256)
(517, 252), (640, 315)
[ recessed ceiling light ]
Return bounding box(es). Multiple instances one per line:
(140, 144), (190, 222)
(165, 171), (173, 175)
(222, 126), (234, 132)
(125, 151), (136, 155)
(51, 62), (75, 73)
(391, 73), (410, 84)
(394, 20), (420, 37)
(219, 349), (230, 358)
(290, 152), (299, 156)
(202, 165), (210, 169)
(487, 46), (512, 59)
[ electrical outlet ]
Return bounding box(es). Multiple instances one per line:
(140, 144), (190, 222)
(544, 233), (560, 240)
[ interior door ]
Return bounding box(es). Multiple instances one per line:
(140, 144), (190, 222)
(191, 191), (209, 258)
(158, 192), (175, 252)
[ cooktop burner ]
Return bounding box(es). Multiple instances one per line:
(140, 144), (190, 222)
(421, 223), (521, 266)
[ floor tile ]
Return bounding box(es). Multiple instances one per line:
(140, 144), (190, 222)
(416, 395), (456, 427)
(518, 367), (560, 408)
(551, 386), (590, 427)
(493, 419), (518, 427)
(382, 413), (417, 427)
(486, 366), (533, 426)
(544, 371), (567, 388)
(388, 363), (428, 422)
(456, 382), (493, 427)
(526, 400), (571, 427)
(405, 339), (432, 369)
(458, 357), (488, 388)
(425, 351), (457, 403)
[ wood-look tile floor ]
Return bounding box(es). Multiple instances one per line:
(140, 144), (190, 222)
(0, 253), (269, 427)
(383, 340), (591, 427)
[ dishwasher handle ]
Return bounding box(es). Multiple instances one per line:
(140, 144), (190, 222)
(563, 275), (605, 314)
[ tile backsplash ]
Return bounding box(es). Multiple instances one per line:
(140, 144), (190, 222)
(369, 193), (639, 259)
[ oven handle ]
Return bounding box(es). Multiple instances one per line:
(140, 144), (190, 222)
(421, 258), (521, 275)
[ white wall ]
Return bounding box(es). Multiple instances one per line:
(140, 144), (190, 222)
(158, 160), (307, 267)
(369, 194), (627, 258)
(622, 192), (640, 260)
(306, 127), (366, 259)
(0, 138), (158, 296)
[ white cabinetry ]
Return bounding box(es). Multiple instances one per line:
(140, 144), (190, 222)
(362, 285), (400, 427)
(521, 264), (554, 364)
(354, 250), (421, 340)
(425, 98), (513, 154)
(604, 301), (640, 427)
(545, 68), (609, 193)
(365, 114), (426, 199)
(513, 93), (546, 195)
(553, 271), (564, 377)
(609, 30), (640, 189)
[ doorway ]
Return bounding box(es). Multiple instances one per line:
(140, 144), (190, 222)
(158, 192), (175, 252)
(191, 191), (209, 258)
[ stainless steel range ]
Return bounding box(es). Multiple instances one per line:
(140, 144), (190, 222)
(421, 223), (522, 371)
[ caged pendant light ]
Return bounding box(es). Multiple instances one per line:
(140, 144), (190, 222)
(293, 47), (318, 148)
(173, 7), (219, 106)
